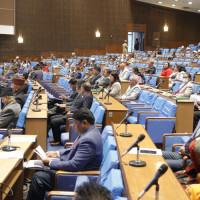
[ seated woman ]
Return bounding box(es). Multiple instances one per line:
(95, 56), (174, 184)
(170, 65), (186, 83)
(132, 67), (145, 84)
(161, 62), (173, 77)
(104, 72), (121, 98)
(175, 72), (194, 97)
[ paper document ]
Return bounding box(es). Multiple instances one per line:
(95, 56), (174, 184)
(10, 137), (36, 143)
(24, 160), (50, 170)
(34, 145), (47, 159)
(0, 151), (24, 159)
(129, 148), (162, 155)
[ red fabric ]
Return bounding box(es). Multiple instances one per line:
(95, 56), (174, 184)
(189, 140), (200, 173)
(161, 68), (173, 77)
(43, 66), (49, 72)
(71, 135), (80, 148)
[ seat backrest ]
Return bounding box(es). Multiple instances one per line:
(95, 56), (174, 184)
(149, 76), (158, 86)
(193, 84), (200, 94)
(145, 92), (158, 106)
(101, 125), (113, 144)
(90, 100), (100, 114)
(160, 100), (177, 117)
(102, 169), (123, 199)
(138, 90), (149, 103)
(172, 81), (182, 92)
(102, 136), (116, 164)
(152, 97), (166, 111)
(100, 150), (119, 185)
(94, 106), (106, 124)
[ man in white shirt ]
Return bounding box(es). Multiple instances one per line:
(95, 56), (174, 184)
(119, 75), (141, 101)
(119, 63), (130, 80)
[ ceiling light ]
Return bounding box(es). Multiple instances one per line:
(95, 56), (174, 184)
(175, 0), (178, 1)
(164, 25), (168, 32)
(18, 36), (23, 43)
(95, 30), (100, 38)
(158, 1), (162, 4)
(172, 4), (175, 7)
(198, 10), (200, 12)
(188, 2), (192, 5)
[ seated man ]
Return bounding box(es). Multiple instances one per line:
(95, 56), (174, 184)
(71, 66), (82, 79)
(119, 63), (130, 80)
(90, 65), (102, 85)
(26, 108), (103, 200)
(50, 82), (93, 145)
(30, 64), (43, 82)
(84, 67), (94, 82)
(74, 182), (113, 200)
(11, 78), (26, 109)
(144, 60), (156, 74)
(175, 72), (194, 97)
(119, 75), (141, 101)
(0, 88), (21, 128)
(21, 72), (29, 94)
(162, 120), (200, 172)
(95, 68), (111, 89)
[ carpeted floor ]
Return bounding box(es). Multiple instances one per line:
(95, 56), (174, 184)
(46, 129), (64, 152)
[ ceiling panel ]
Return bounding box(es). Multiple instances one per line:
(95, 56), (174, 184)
(136, 0), (200, 14)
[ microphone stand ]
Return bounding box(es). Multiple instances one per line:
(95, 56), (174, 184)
(155, 182), (159, 200)
(99, 90), (104, 99)
(2, 133), (18, 151)
(32, 98), (41, 112)
(119, 121), (132, 137)
(129, 145), (146, 167)
(104, 93), (112, 105)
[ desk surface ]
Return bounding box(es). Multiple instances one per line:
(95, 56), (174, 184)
(113, 124), (189, 200)
(94, 93), (128, 112)
(26, 94), (48, 119)
(0, 135), (37, 199)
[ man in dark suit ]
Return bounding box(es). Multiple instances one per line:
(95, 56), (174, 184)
(50, 82), (93, 145)
(90, 65), (102, 85)
(26, 108), (103, 200)
(95, 68), (111, 89)
(11, 78), (26, 109)
(30, 65), (43, 82)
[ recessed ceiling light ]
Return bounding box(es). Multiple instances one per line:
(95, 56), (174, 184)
(158, 1), (162, 4)
(172, 4), (175, 7)
(198, 10), (200, 12)
(188, 2), (192, 5)
(175, 0), (178, 1)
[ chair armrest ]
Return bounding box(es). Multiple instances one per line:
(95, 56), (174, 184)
(183, 156), (190, 169)
(119, 100), (131, 103)
(64, 142), (73, 148)
(47, 191), (76, 200)
(131, 106), (152, 110)
(95, 124), (102, 127)
(56, 170), (100, 176)
(172, 143), (184, 152)
(197, 173), (200, 183)
(125, 103), (146, 108)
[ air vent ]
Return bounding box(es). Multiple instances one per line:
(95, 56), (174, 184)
(183, 7), (190, 9)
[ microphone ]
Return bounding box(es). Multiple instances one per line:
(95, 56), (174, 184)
(169, 82), (176, 91)
(116, 111), (133, 129)
(2, 123), (15, 139)
(156, 79), (165, 89)
(104, 89), (112, 99)
(122, 134), (145, 157)
(35, 86), (42, 97)
(147, 76), (152, 85)
(138, 164), (168, 200)
(2, 123), (19, 151)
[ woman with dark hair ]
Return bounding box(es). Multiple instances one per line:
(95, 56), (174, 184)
(170, 65), (186, 82)
(104, 72), (121, 98)
(132, 67), (145, 84)
(161, 62), (173, 77)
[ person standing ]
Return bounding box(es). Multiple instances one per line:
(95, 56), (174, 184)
(122, 40), (128, 54)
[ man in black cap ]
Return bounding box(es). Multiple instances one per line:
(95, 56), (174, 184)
(90, 64), (102, 85)
(0, 88), (21, 128)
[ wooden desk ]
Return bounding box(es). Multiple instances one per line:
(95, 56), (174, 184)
(195, 74), (200, 83)
(25, 94), (47, 151)
(155, 76), (169, 89)
(113, 124), (189, 200)
(52, 74), (64, 83)
(53, 67), (62, 74)
(32, 82), (45, 94)
(93, 93), (128, 126)
(121, 80), (129, 94)
(0, 135), (37, 200)
(140, 85), (194, 133)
